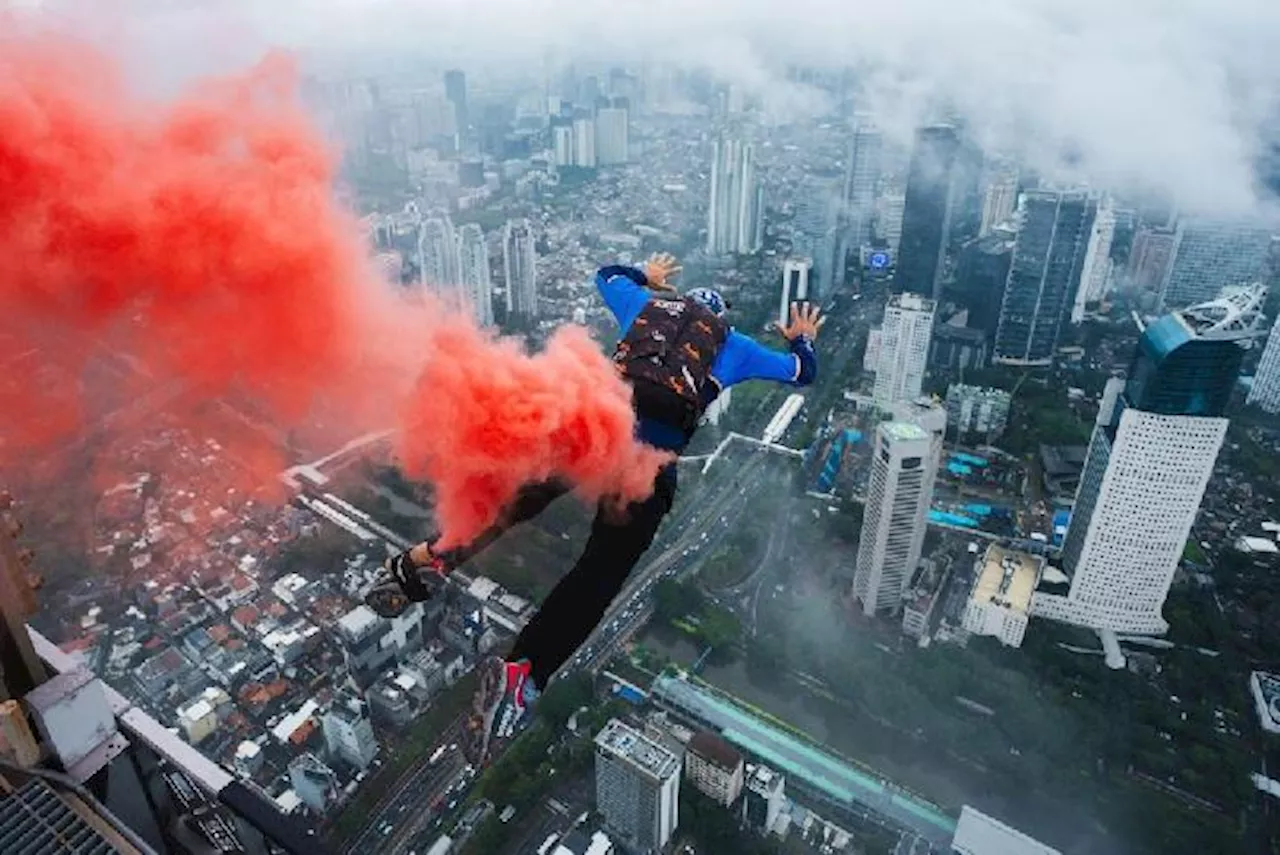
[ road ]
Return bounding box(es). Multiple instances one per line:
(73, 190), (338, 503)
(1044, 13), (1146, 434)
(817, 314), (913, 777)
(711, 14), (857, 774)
(343, 721), (468, 855)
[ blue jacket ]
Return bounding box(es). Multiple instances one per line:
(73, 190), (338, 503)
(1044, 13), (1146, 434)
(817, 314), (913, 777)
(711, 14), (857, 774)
(597, 265), (818, 449)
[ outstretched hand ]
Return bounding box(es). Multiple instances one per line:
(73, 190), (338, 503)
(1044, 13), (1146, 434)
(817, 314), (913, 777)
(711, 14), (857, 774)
(643, 252), (681, 294)
(777, 301), (826, 341)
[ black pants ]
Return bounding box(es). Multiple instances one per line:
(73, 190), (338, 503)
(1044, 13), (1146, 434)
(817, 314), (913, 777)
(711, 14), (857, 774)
(438, 465), (678, 689)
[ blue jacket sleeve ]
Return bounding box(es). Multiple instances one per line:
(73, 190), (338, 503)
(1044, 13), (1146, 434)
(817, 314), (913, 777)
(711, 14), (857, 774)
(711, 331), (818, 389)
(595, 265), (652, 334)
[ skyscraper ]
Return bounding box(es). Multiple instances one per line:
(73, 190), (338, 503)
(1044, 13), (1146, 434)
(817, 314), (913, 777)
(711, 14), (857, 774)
(1071, 200), (1116, 323)
(322, 690), (378, 771)
(842, 121), (882, 252)
(1127, 226), (1177, 291)
(779, 258), (812, 328)
(993, 189), (1096, 366)
(979, 166), (1020, 236)
(872, 292), (936, 409)
(706, 138), (762, 255)
(1037, 286), (1268, 639)
(1248, 313), (1280, 413)
(1159, 219), (1272, 309)
(875, 191), (906, 254)
(595, 719), (680, 854)
(457, 223), (494, 326)
(418, 214), (461, 289)
(791, 179), (840, 300)
(572, 114), (597, 167)
(897, 125), (963, 298)
(595, 97), (630, 165)
(551, 118), (574, 167)
(853, 421), (934, 616)
(443, 69), (467, 134)
(503, 219), (538, 320)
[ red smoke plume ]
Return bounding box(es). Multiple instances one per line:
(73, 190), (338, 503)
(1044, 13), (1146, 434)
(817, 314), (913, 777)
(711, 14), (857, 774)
(0, 28), (667, 548)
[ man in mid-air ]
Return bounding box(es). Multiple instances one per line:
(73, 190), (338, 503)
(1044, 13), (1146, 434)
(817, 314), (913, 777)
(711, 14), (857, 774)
(366, 252), (824, 765)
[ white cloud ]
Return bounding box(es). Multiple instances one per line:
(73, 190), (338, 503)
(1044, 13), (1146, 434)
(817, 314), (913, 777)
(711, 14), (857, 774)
(21, 0), (1280, 218)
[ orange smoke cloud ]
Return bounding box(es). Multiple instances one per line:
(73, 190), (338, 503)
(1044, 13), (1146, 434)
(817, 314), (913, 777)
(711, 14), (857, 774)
(0, 28), (666, 548)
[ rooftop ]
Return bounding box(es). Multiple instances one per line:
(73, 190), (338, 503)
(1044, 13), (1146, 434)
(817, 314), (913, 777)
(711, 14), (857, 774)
(687, 729), (743, 772)
(336, 605), (381, 640)
(881, 422), (929, 443)
(651, 674), (956, 842)
(971, 545), (1044, 615)
(952, 805), (1061, 855)
(595, 719), (680, 782)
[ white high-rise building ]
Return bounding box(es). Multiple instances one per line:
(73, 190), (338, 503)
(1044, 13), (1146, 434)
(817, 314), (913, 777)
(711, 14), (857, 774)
(1159, 219), (1272, 309)
(1035, 286), (1268, 643)
(842, 121), (882, 252)
(456, 223), (494, 326)
(595, 719), (680, 854)
(595, 101), (630, 165)
(706, 138), (762, 255)
(875, 191), (906, 254)
(872, 292), (936, 409)
(322, 691), (379, 771)
(503, 219), (538, 320)
(852, 421), (934, 616)
(779, 258), (812, 328)
(551, 122), (574, 167)
(1248, 314), (1280, 413)
(979, 167), (1020, 237)
(572, 116), (597, 168)
(1072, 200), (1116, 323)
(418, 214), (460, 289)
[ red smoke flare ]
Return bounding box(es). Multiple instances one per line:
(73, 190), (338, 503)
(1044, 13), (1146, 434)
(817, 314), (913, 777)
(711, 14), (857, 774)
(0, 28), (667, 548)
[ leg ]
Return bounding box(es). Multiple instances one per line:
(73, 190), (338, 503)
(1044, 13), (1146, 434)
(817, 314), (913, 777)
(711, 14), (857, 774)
(464, 465), (678, 764)
(510, 464), (677, 688)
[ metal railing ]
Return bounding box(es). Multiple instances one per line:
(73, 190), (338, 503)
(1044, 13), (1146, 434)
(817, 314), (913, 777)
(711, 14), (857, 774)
(26, 626), (331, 855)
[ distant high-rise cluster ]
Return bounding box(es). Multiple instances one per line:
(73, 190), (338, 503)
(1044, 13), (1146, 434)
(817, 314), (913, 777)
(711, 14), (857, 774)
(1035, 286), (1268, 646)
(503, 218), (539, 320)
(1248, 313), (1280, 413)
(456, 223), (494, 326)
(993, 189), (1096, 366)
(1158, 219), (1272, 309)
(706, 138), (763, 255)
(869, 292), (936, 409)
(549, 97), (630, 169)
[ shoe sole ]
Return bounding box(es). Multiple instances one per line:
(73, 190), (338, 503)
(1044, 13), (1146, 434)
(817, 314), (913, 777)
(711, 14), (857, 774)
(464, 657), (506, 767)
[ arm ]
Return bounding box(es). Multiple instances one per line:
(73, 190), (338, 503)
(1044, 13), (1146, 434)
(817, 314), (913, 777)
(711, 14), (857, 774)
(595, 265), (652, 332)
(712, 301), (823, 388)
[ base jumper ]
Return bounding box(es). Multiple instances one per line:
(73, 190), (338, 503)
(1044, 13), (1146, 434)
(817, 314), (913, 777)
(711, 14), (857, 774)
(365, 253), (823, 765)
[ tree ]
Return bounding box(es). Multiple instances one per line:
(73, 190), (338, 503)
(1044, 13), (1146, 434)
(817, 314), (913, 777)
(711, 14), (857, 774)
(537, 673), (594, 729)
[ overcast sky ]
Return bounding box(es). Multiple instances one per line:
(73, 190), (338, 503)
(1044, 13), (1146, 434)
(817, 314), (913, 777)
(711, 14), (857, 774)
(12, 0), (1280, 219)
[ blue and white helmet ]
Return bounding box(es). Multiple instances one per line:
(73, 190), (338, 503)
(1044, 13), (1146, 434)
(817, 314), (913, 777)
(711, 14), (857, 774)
(686, 287), (728, 317)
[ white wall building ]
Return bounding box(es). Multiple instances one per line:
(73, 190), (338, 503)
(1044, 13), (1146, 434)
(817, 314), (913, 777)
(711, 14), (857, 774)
(707, 138), (762, 255)
(456, 223), (494, 326)
(595, 103), (630, 166)
(945, 385), (1012, 440)
(683, 731), (744, 808)
(418, 214), (460, 289)
(1072, 200), (1116, 323)
(842, 121), (882, 253)
(875, 191), (906, 253)
(872, 292), (936, 409)
(1250, 671), (1280, 735)
(503, 218), (538, 320)
(852, 422), (934, 616)
(322, 690), (379, 771)
(962, 546), (1044, 648)
(1248, 313), (1280, 414)
(572, 116), (597, 168)
(779, 258), (812, 328)
(595, 719), (680, 854)
(979, 167), (1020, 237)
